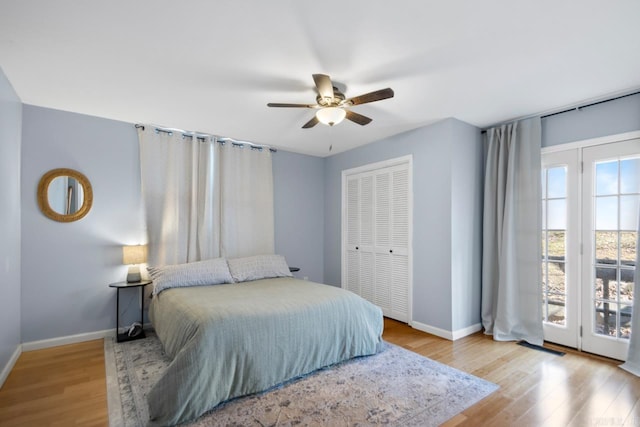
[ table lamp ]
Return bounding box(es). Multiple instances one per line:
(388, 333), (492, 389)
(122, 245), (147, 283)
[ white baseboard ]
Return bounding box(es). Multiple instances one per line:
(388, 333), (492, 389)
(22, 328), (116, 352)
(0, 344), (22, 389)
(411, 321), (454, 340)
(21, 322), (153, 352)
(410, 321), (482, 341)
(452, 323), (482, 340)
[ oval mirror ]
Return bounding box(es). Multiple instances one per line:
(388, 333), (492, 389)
(37, 168), (93, 222)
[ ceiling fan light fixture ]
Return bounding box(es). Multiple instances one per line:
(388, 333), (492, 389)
(316, 107), (346, 126)
(267, 74), (393, 128)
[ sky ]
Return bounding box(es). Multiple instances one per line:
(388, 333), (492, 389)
(543, 158), (640, 232)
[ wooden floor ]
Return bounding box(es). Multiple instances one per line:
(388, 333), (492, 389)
(383, 319), (640, 427)
(0, 340), (107, 427)
(1, 319), (639, 426)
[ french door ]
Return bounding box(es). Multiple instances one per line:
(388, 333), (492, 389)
(542, 137), (640, 360)
(541, 149), (579, 348)
(581, 140), (640, 360)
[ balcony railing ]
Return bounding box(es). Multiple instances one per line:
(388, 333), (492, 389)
(544, 256), (635, 338)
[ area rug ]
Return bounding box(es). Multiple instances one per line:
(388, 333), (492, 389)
(104, 331), (498, 426)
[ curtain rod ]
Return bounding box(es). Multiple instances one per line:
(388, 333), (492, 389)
(540, 89), (640, 119)
(134, 124), (277, 153)
(482, 88), (640, 132)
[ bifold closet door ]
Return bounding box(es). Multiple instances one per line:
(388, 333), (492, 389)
(343, 161), (411, 323)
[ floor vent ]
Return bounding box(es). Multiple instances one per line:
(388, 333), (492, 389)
(517, 341), (566, 356)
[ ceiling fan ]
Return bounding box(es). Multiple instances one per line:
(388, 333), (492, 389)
(267, 74), (394, 128)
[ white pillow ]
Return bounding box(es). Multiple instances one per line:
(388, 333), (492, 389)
(227, 254), (293, 283)
(148, 257), (233, 295)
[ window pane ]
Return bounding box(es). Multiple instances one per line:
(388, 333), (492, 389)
(595, 301), (617, 337)
(620, 304), (632, 339)
(542, 200), (546, 230)
(621, 158), (640, 194)
(541, 262), (548, 292)
(620, 195), (640, 231)
(596, 196), (618, 230)
(548, 231), (565, 258)
(595, 267), (617, 301)
(547, 167), (567, 198)
(548, 302), (565, 326)
(595, 231), (618, 264)
(542, 170), (547, 198)
(548, 262), (565, 295)
(620, 232), (637, 266)
(547, 199), (566, 230)
(541, 231), (547, 259)
(619, 269), (634, 303)
(596, 161), (618, 196)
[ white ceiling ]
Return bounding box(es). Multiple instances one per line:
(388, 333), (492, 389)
(1, 1), (640, 157)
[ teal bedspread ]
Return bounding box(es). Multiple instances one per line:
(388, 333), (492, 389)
(148, 277), (384, 425)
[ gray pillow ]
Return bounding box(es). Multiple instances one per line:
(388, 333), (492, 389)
(227, 254), (293, 283)
(148, 257), (233, 295)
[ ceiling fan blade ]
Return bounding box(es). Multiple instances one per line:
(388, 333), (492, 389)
(345, 110), (372, 126)
(302, 116), (319, 129)
(267, 102), (317, 108)
(312, 74), (335, 101)
(346, 88), (394, 106)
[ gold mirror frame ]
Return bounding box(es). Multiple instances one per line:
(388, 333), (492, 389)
(37, 168), (93, 222)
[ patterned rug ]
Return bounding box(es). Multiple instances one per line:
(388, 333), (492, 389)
(104, 331), (498, 426)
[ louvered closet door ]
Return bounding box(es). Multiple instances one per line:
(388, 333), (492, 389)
(374, 172), (392, 314)
(359, 174), (376, 303)
(389, 166), (410, 321)
(345, 176), (360, 295)
(342, 159), (412, 323)
(373, 166), (410, 322)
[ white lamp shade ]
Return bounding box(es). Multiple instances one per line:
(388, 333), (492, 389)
(122, 245), (148, 265)
(316, 107), (346, 126)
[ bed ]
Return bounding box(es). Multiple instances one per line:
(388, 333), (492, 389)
(146, 256), (384, 426)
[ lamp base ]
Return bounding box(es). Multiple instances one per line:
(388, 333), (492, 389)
(126, 266), (141, 283)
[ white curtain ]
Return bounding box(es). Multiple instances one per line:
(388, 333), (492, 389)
(482, 117), (544, 345)
(138, 127), (274, 266)
(216, 141), (274, 258)
(620, 211), (640, 375)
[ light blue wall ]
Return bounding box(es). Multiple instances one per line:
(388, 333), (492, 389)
(450, 121), (483, 331)
(0, 67), (22, 379)
(21, 105), (146, 342)
(273, 151), (325, 283)
(324, 118), (483, 332)
(542, 92), (640, 147)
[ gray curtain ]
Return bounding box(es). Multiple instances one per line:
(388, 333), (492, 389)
(620, 211), (640, 375)
(482, 117), (544, 345)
